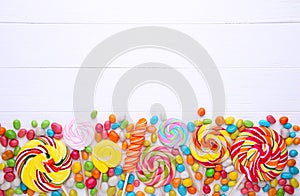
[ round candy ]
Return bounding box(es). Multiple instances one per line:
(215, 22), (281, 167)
(136, 145), (176, 188)
(91, 139), (122, 173)
(158, 118), (188, 148)
(63, 119), (95, 151)
(15, 136), (72, 192)
(232, 126), (288, 182)
(190, 125), (232, 168)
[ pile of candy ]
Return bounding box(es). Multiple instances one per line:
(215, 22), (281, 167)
(0, 108), (300, 196)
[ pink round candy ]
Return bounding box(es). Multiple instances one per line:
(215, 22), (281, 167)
(252, 184), (260, 192)
(240, 187), (248, 195)
(203, 185), (211, 194)
(4, 172), (15, 182)
(54, 133), (63, 139)
(108, 168), (114, 177)
(133, 179), (140, 187)
(0, 136), (8, 147)
(71, 150), (80, 160)
(220, 170), (227, 178)
(266, 115), (276, 124)
(244, 181), (252, 189)
(85, 177), (97, 189)
(95, 123), (103, 133)
(102, 130), (108, 139)
(284, 185), (294, 194)
(4, 167), (13, 173)
(26, 129), (35, 140)
(104, 121), (111, 130)
(278, 178), (287, 186)
(17, 128), (27, 138)
(51, 122), (63, 134)
(171, 149), (179, 156)
(9, 139), (19, 147)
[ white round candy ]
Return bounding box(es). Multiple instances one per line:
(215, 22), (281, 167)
(108, 176), (118, 187)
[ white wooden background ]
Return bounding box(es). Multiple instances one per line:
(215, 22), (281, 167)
(0, 1), (300, 196)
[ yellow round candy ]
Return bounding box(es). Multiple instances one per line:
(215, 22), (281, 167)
(225, 116), (235, 125)
(228, 171), (238, 181)
(285, 137), (293, 146)
(92, 140), (122, 173)
(72, 162), (81, 174)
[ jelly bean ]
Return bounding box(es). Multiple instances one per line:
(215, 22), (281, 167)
(108, 168), (114, 177)
(75, 182), (85, 189)
(114, 165), (123, 176)
(14, 188), (23, 194)
(281, 172), (293, 179)
(293, 137), (300, 145)
(204, 177), (214, 185)
(259, 120), (270, 127)
(85, 146), (92, 153)
(120, 173), (126, 181)
(94, 123), (103, 133)
(0, 181), (11, 191)
(5, 130), (16, 139)
(17, 128), (26, 138)
(214, 171), (221, 180)
(230, 130), (240, 140)
(109, 114), (116, 123)
(128, 174), (135, 184)
(284, 123), (292, 129)
(9, 139), (18, 148)
(107, 186), (117, 196)
(122, 140), (128, 150)
(90, 188), (97, 196)
(258, 181), (266, 187)
(102, 173), (108, 182)
(136, 191), (145, 196)
(0, 163), (5, 170)
(203, 118), (212, 125)
(278, 178), (287, 186)
(144, 186), (155, 194)
(2, 150), (14, 160)
(285, 137), (293, 146)
(47, 129), (55, 137)
(176, 155), (183, 164)
(26, 129), (35, 140)
(172, 178), (181, 188)
(181, 145), (190, 155)
(4, 172), (15, 182)
(283, 184), (294, 194)
(143, 140), (151, 147)
(171, 148), (179, 156)
(164, 184), (172, 192)
(75, 173), (83, 182)
(133, 179), (140, 187)
(279, 116), (288, 125)
(72, 162), (81, 174)
(187, 122), (195, 132)
(187, 186), (196, 194)
(293, 125), (300, 131)
(224, 165), (234, 173)
(195, 172), (202, 180)
(289, 131), (296, 138)
(214, 184), (221, 192)
(235, 119), (243, 128)
(89, 110), (97, 119)
(220, 170), (227, 178)
(206, 168), (215, 177)
(225, 116), (235, 125)
(198, 107), (206, 116)
(228, 171), (238, 181)
(183, 178), (192, 187)
(95, 132), (102, 143)
(289, 166), (299, 175)
(228, 181), (236, 187)
(41, 120), (50, 129)
(69, 189), (77, 196)
(125, 132), (131, 139)
(30, 120), (38, 128)
(221, 185), (229, 192)
(118, 180), (124, 189)
(20, 182), (27, 191)
(178, 184), (187, 196)
(244, 120), (254, 128)
(222, 158), (232, 167)
(108, 176), (118, 186)
(84, 161), (94, 171)
(215, 116), (225, 126)
(70, 150), (79, 160)
(50, 122), (62, 134)
(281, 128), (290, 139)
(180, 171), (189, 179)
(111, 122), (120, 130)
(253, 184), (260, 192)
(263, 184), (270, 192)
(240, 187), (248, 194)
(287, 159), (296, 167)
(192, 163), (199, 172)
(82, 151), (89, 160)
(276, 188), (285, 196)
(248, 191), (256, 196)
(119, 120), (128, 130)
(150, 115), (159, 125)
(266, 115), (276, 124)
(7, 159), (16, 167)
(203, 184), (211, 194)
(126, 124), (134, 132)
(65, 178), (75, 188)
(194, 119), (202, 127)
(13, 120), (21, 130)
(104, 121), (111, 130)
(177, 164), (185, 172)
(289, 149), (298, 157)
(0, 135), (7, 147)
(126, 192), (135, 196)
(226, 124), (237, 133)
(151, 133), (157, 143)
(101, 182), (108, 192)
(245, 181), (253, 189)
(146, 125), (157, 134)
(4, 167), (13, 173)
(35, 127), (45, 136)
(270, 179), (278, 187)
(290, 178), (299, 188)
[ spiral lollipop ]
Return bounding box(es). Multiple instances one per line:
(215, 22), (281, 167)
(190, 125), (232, 168)
(228, 126), (288, 196)
(15, 136), (72, 192)
(136, 145), (176, 188)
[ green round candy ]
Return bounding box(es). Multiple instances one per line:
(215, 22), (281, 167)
(14, 188), (23, 195)
(13, 119), (21, 130)
(31, 120), (38, 128)
(203, 118), (212, 125)
(7, 159), (16, 167)
(75, 182), (85, 189)
(206, 168), (215, 177)
(90, 110), (98, 119)
(90, 188), (97, 196)
(120, 120), (129, 129)
(5, 130), (16, 139)
(85, 146), (92, 153)
(84, 161), (94, 171)
(244, 120), (254, 128)
(41, 120), (50, 129)
(14, 146), (21, 156)
(276, 188), (285, 196)
(102, 173), (108, 182)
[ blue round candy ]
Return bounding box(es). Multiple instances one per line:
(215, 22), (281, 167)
(128, 174), (135, 184)
(226, 124), (237, 133)
(289, 166), (299, 175)
(181, 145), (190, 155)
(263, 184), (270, 192)
(150, 115), (159, 125)
(126, 192), (136, 196)
(259, 120), (270, 127)
(118, 180), (124, 189)
(47, 129), (55, 137)
(221, 185), (229, 192)
(281, 172), (293, 179)
(289, 149), (298, 157)
(114, 165), (123, 176)
(290, 131), (296, 138)
(20, 182), (27, 191)
(187, 122), (195, 132)
(221, 194), (226, 196)
(111, 122), (120, 129)
(284, 123), (292, 129)
(178, 184), (187, 196)
(164, 184), (172, 192)
(176, 164), (185, 172)
(51, 191), (61, 196)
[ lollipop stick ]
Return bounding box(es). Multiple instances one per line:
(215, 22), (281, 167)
(160, 187), (165, 196)
(61, 185), (69, 196)
(228, 174), (245, 196)
(121, 173), (129, 196)
(200, 167), (206, 196)
(96, 173), (103, 196)
(80, 151), (89, 196)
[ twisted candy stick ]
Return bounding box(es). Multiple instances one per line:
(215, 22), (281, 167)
(136, 145), (176, 188)
(229, 126), (288, 196)
(16, 136), (72, 193)
(121, 118), (147, 196)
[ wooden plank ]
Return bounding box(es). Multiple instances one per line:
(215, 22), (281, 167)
(0, 24), (300, 68)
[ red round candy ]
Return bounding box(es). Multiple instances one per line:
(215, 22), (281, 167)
(266, 115), (276, 124)
(283, 185), (294, 194)
(252, 184), (260, 192)
(220, 170), (227, 178)
(279, 116), (289, 125)
(240, 187), (248, 195)
(4, 167), (14, 173)
(95, 123), (103, 133)
(17, 128), (27, 138)
(4, 172), (15, 182)
(104, 121), (111, 130)
(9, 139), (19, 147)
(203, 185), (211, 194)
(278, 178), (287, 186)
(54, 133), (63, 139)
(85, 177), (97, 189)
(0, 190), (4, 196)
(244, 181), (252, 189)
(71, 150), (80, 160)
(26, 129), (35, 140)
(0, 136), (8, 147)
(108, 168), (114, 177)
(133, 179), (140, 187)
(51, 122), (63, 134)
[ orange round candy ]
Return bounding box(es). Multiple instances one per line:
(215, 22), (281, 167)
(92, 169), (100, 179)
(136, 191), (145, 196)
(198, 107), (206, 117)
(187, 186), (197, 194)
(215, 164), (222, 172)
(214, 172), (221, 180)
(248, 191), (256, 196)
(27, 189), (35, 196)
(221, 178), (228, 185)
(126, 184), (134, 192)
(187, 155), (194, 165)
(0, 127), (6, 135)
(75, 173), (83, 182)
(287, 159), (296, 167)
(212, 192), (221, 196)
(204, 177), (214, 185)
(279, 116), (288, 125)
(294, 137), (300, 145)
(109, 114), (116, 123)
(122, 141), (128, 150)
(81, 151), (89, 160)
(268, 187), (276, 196)
(172, 178), (181, 188)
(195, 172), (203, 180)
(293, 125), (300, 131)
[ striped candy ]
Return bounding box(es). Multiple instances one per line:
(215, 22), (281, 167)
(232, 126), (288, 182)
(16, 136), (72, 192)
(136, 145), (176, 188)
(190, 125), (232, 168)
(158, 118), (188, 148)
